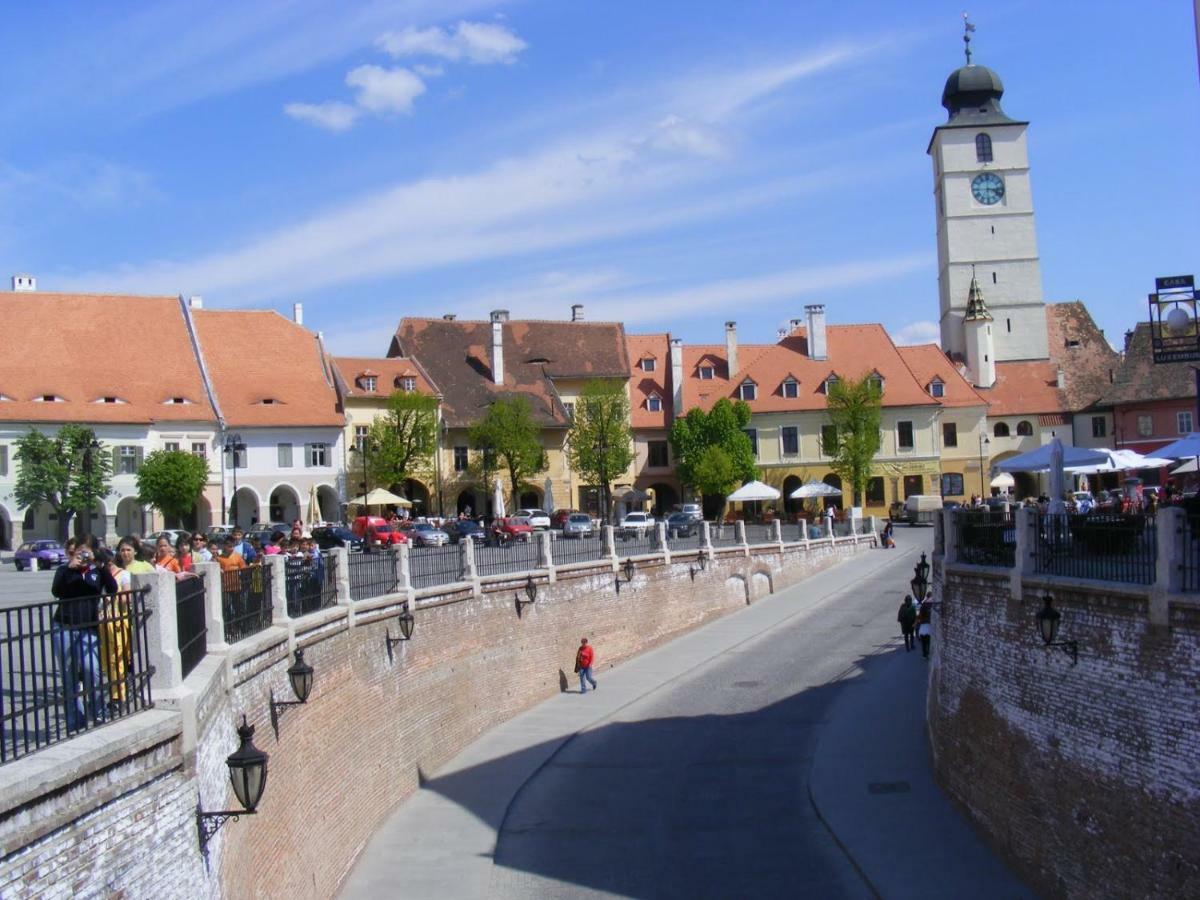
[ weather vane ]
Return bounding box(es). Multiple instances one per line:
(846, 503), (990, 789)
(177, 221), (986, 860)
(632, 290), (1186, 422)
(962, 12), (976, 65)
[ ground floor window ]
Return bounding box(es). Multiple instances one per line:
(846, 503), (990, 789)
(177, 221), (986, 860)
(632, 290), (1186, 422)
(903, 474), (924, 497)
(941, 472), (965, 496)
(865, 477), (885, 504)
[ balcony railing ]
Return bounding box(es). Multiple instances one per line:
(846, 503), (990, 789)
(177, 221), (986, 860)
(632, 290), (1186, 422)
(175, 574), (207, 679)
(410, 544), (465, 589)
(954, 510), (1016, 568)
(222, 565), (273, 643)
(348, 551), (399, 601)
(744, 524), (776, 545)
(1031, 512), (1156, 585)
(475, 540), (541, 578)
(551, 534), (607, 566)
(285, 553), (338, 617)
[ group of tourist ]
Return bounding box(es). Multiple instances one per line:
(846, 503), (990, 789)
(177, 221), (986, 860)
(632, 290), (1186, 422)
(897, 592), (935, 659)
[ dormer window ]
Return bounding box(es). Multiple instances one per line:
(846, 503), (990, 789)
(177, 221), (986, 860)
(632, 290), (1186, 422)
(698, 365), (715, 380)
(0, 392), (11, 401)
(34, 394), (63, 403)
(93, 396), (126, 405)
(822, 375), (839, 395)
(868, 373), (885, 395)
(258, 398), (279, 405)
(640, 357), (656, 373)
(647, 394), (662, 413)
(738, 380), (757, 401)
(401, 377), (416, 393)
(782, 378), (799, 399)
(359, 376), (377, 392)
(929, 379), (945, 398)
(975, 133), (993, 163)
(164, 396), (191, 405)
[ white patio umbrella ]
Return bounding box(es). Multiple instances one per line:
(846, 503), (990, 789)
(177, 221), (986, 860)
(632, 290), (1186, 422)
(1048, 438), (1066, 515)
(543, 477), (555, 514)
(989, 472), (1015, 489)
(726, 480), (781, 502)
(1065, 448), (1172, 474)
(305, 485), (322, 527)
(493, 478), (506, 518)
(788, 480), (842, 499)
(347, 488), (412, 507)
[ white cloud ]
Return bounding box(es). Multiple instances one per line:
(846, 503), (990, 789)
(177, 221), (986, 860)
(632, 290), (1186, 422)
(283, 101), (360, 132)
(346, 65), (426, 114)
(378, 20), (526, 64)
(413, 62), (445, 78)
(643, 114), (727, 159)
(892, 320), (940, 346)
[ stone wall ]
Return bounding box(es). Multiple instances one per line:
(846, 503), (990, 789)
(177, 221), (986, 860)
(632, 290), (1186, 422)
(930, 561), (1200, 899)
(0, 532), (869, 899)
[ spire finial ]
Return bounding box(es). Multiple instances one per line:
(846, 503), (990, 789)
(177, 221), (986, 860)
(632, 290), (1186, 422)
(962, 12), (976, 65)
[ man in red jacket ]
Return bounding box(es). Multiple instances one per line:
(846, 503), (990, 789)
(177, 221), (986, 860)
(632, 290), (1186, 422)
(575, 637), (597, 694)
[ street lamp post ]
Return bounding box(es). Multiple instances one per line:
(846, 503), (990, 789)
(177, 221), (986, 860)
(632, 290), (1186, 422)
(350, 439), (376, 550)
(82, 438), (101, 538)
(224, 433), (246, 527)
(978, 433), (991, 498)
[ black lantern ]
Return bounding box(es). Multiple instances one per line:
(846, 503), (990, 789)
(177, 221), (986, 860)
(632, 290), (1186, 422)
(690, 553), (709, 580)
(515, 575), (538, 616)
(197, 716), (270, 858)
(1036, 594), (1078, 665)
(270, 648), (315, 738)
(911, 552), (931, 602)
(386, 604), (416, 660)
(615, 557), (636, 595)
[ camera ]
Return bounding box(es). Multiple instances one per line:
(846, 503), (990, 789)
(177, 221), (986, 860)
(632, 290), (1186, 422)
(76, 550), (93, 564)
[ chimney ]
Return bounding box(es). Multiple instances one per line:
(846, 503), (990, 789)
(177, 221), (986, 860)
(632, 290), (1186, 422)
(805, 304), (827, 360)
(490, 309), (508, 384)
(1056, 369), (1066, 390)
(293, 302), (304, 325)
(188, 295), (203, 309)
(669, 338), (684, 419)
(725, 321), (738, 377)
(11, 274), (35, 292)
(442, 313), (456, 321)
(789, 318), (803, 333)
(571, 303), (585, 322)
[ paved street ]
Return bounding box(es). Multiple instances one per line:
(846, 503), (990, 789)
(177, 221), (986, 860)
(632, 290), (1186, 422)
(341, 529), (1032, 900)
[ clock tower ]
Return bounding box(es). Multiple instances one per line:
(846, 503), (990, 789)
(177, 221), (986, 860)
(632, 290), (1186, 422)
(929, 46), (1048, 369)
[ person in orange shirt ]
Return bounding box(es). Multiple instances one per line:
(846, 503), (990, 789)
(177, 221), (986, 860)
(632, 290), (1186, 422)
(216, 537), (247, 571)
(575, 637), (597, 694)
(154, 537), (181, 573)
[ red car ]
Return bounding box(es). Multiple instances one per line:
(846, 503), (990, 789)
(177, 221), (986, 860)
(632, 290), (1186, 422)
(492, 516), (534, 544)
(551, 509), (576, 529)
(351, 516), (409, 548)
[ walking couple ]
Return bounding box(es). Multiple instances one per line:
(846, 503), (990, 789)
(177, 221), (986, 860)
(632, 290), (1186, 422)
(897, 593), (934, 658)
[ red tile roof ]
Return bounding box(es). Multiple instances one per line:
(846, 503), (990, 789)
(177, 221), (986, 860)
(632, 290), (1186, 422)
(192, 310), (343, 428)
(0, 292), (217, 425)
(896, 344), (987, 408)
(333, 357), (437, 399)
(626, 333), (674, 428)
(982, 360), (1064, 416)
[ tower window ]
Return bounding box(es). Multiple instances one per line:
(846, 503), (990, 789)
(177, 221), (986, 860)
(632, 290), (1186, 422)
(990, 225), (995, 235)
(992, 272), (997, 285)
(1006, 319), (1012, 333)
(975, 133), (993, 162)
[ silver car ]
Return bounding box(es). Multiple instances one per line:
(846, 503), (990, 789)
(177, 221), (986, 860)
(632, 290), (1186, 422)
(562, 513), (595, 539)
(408, 522), (450, 546)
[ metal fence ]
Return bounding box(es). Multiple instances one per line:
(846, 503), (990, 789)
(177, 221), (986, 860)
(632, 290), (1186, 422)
(411, 544), (465, 589)
(348, 551), (399, 601)
(1183, 516), (1200, 592)
(744, 524), (776, 546)
(1, 589), (154, 765)
(175, 574), (207, 679)
(475, 539), (542, 577)
(954, 510), (1016, 567)
(710, 524), (742, 548)
(665, 526), (703, 552)
(614, 531), (658, 558)
(1032, 512), (1156, 585)
(222, 564), (273, 643)
(551, 534), (607, 566)
(285, 553), (338, 618)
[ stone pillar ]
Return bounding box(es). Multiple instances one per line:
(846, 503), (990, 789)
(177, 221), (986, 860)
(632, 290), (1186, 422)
(1152, 506), (1183, 626)
(735, 520), (748, 556)
(867, 515), (879, 547)
(267, 554), (290, 625)
(772, 519), (783, 551)
(1012, 506), (1036, 602)
(657, 521), (670, 564)
(394, 543), (411, 592)
(539, 530), (556, 583)
(331, 547), (354, 627)
(941, 509), (957, 564)
(462, 536), (481, 598)
(823, 515), (833, 540)
(604, 525), (617, 560)
(134, 569), (182, 693)
(700, 521), (714, 564)
(195, 561), (229, 655)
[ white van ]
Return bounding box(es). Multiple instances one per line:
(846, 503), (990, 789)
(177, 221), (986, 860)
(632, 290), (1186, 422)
(903, 494), (943, 526)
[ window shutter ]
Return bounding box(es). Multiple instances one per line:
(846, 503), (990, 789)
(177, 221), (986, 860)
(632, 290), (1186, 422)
(111, 447), (120, 470)
(135, 447), (144, 469)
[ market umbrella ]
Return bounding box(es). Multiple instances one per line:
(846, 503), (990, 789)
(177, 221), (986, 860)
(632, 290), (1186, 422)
(347, 488), (412, 507)
(1065, 448), (1172, 474)
(788, 480), (843, 499)
(493, 478), (506, 519)
(726, 480), (781, 502)
(1048, 438), (1066, 515)
(1153, 432), (1200, 459)
(543, 477), (555, 514)
(305, 485), (322, 527)
(989, 472), (1015, 489)
(995, 442), (1110, 472)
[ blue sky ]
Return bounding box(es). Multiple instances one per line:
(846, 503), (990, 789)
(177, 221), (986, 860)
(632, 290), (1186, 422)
(1, 1), (1196, 356)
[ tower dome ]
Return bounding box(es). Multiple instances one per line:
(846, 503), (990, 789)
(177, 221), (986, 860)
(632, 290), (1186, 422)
(940, 64), (1015, 125)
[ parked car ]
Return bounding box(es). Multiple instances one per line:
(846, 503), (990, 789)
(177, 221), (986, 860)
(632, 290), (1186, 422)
(673, 503), (703, 522)
(665, 512), (699, 538)
(516, 508), (551, 530)
(311, 526), (364, 553)
(14, 540), (67, 571)
(408, 522), (451, 547)
(205, 525), (234, 545)
(147, 529), (190, 547)
(903, 494), (943, 526)
(550, 509), (577, 529)
(351, 516), (409, 548)
(492, 516), (534, 543)
(561, 513), (595, 539)
(618, 511), (655, 539)
(443, 519), (487, 544)
(888, 500), (906, 522)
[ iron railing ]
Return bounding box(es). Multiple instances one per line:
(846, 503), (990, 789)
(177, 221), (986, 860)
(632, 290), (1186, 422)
(955, 510), (1016, 567)
(222, 564), (273, 643)
(410, 544), (465, 589)
(665, 525), (703, 552)
(1182, 515), (1200, 592)
(1032, 512), (1156, 585)
(744, 524), (776, 546)
(475, 540), (541, 578)
(710, 524), (742, 548)
(175, 574), (207, 679)
(551, 535), (607, 566)
(614, 530), (658, 557)
(1, 590), (154, 765)
(285, 553), (337, 618)
(348, 551), (399, 601)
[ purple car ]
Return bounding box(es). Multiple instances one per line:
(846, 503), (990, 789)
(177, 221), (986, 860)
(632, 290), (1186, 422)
(14, 540), (67, 571)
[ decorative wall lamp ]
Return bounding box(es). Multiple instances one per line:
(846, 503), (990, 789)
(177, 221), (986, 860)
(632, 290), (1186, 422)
(385, 604), (416, 661)
(615, 557), (636, 594)
(1036, 593), (1078, 665)
(269, 648), (314, 738)
(689, 552), (708, 581)
(515, 574), (538, 616)
(197, 716), (269, 859)
(910, 552), (931, 601)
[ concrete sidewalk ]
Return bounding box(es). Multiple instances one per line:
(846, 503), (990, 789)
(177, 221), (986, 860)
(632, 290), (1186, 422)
(808, 630), (1033, 899)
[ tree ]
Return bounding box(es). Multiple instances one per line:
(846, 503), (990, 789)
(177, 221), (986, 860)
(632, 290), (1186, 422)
(566, 380), (635, 523)
(669, 398), (757, 518)
(136, 450), (210, 525)
(825, 374), (883, 506)
(14, 425), (113, 541)
(364, 392), (439, 493)
(468, 395), (545, 514)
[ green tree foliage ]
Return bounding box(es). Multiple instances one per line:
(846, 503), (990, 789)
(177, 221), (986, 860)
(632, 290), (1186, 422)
(362, 391), (439, 492)
(136, 450), (210, 522)
(14, 425), (112, 540)
(668, 398), (757, 515)
(468, 395), (545, 512)
(825, 375), (883, 506)
(566, 380), (635, 523)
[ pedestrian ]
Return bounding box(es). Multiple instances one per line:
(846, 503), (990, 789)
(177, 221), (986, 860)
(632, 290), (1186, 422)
(881, 519), (895, 549)
(51, 540), (118, 732)
(575, 637), (597, 694)
(898, 594), (916, 651)
(917, 594), (934, 659)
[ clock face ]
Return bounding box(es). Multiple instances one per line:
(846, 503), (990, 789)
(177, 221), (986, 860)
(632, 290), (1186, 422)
(971, 172), (1005, 205)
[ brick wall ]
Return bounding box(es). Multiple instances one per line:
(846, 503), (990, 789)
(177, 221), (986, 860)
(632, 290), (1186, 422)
(930, 565), (1200, 899)
(0, 537), (866, 899)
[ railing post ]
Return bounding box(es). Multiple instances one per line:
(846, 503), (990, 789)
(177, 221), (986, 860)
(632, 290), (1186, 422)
(1152, 506), (1182, 626)
(772, 519), (783, 552)
(195, 561), (228, 655)
(331, 547), (354, 628)
(657, 521), (670, 565)
(823, 515), (833, 540)
(394, 543), (411, 592)
(604, 525), (618, 573)
(736, 520), (748, 555)
(133, 569), (183, 693)
(267, 555), (290, 628)
(539, 530), (556, 583)
(941, 509), (957, 564)
(461, 535), (478, 580)
(1012, 506), (1035, 602)
(700, 521), (714, 564)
